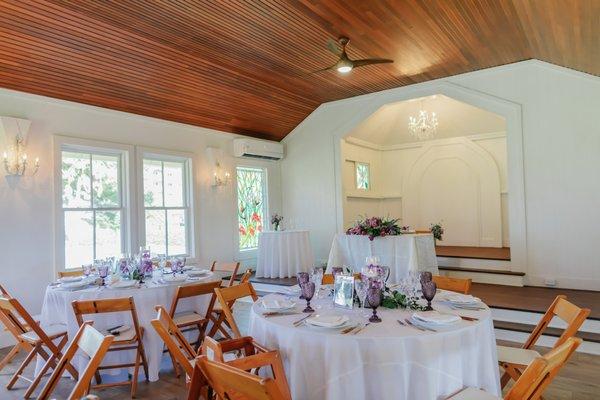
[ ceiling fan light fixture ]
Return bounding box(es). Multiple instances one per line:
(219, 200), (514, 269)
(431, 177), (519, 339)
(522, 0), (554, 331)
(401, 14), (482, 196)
(337, 65), (353, 73)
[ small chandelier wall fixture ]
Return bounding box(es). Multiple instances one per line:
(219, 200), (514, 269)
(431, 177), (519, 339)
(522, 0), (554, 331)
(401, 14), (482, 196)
(1, 117), (39, 177)
(408, 100), (439, 141)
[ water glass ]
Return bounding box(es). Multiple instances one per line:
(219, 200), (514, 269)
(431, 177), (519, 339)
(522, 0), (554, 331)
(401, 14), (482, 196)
(98, 265), (109, 286)
(300, 282), (315, 313)
(421, 280), (437, 311)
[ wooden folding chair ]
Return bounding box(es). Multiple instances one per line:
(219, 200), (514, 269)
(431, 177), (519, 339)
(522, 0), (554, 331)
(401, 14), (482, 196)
(211, 261), (241, 287)
(0, 295), (77, 399)
(38, 322), (114, 400)
(189, 353), (291, 400)
(72, 297), (149, 398)
(208, 269), (253, 338)
(169, 280), (222, 347)
(58, 269), (84, 279)
(212, 281), (259, 339)
(151, 306), (196, 380)
(432, 275), (472, 294)
(0, 284), (37, 373)
(447, 337), (582, 400)
(497, 295), (590, 389)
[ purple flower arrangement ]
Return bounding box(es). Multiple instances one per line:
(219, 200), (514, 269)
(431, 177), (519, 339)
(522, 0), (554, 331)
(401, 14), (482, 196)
(346, 216), (403, 241)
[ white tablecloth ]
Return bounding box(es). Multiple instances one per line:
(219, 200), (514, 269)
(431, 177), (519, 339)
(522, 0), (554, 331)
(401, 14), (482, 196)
(39, 273), (219, 382)
(327, 234), (438, 284)
(256, 230), (314, 278)
(250, 293), (500, 400)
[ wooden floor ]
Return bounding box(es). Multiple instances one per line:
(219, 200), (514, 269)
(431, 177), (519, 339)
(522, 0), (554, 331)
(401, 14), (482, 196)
(0, 303), (597, 399)
(436, 245), (511, 260)
(470, 283), (600, 320)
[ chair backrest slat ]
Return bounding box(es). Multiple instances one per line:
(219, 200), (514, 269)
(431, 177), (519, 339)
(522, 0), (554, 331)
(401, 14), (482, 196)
(169, 281), (221, 318)
(432, 276), (471, 294)
(211, 261), (241, 287)
(58, 269), (84, 279)
(214, 282), (258, 338)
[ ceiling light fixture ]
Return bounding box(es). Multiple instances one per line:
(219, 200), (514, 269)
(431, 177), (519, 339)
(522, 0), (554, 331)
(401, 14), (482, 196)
(408, 100), (438, 141)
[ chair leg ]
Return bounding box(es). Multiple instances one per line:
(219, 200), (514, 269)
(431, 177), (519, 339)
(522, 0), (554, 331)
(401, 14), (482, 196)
(6, 344), (38, 390)
(131, 347), (141, 398)
(139, 342), (149, 382)
(24, 350), (58, 399)
(0, 343), (23, 372)
(170, 352), (180, 378)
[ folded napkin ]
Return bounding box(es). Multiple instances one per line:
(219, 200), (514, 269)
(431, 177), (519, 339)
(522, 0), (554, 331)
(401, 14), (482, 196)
(59, 280), (90, 290)
(188, 268), (210, 276)
(59, 276), (83, 283)
(306, 315), (348, 328)
(413, 311), (461, 325)
(109, 280), (137, 289)
(262, 299), (294, 310)
(162, 274), (188, 282)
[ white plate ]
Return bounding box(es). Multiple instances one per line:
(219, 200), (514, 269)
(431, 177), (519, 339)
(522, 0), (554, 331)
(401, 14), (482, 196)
(59, 276), (83, 283)
(445, 294), (481, 304)
(306, 314), (350, 328)
(187, 268), (211, 276)
(162, 274), (189, 283)
(109, 280), (138, 289)
(59, 280), (90, 290)
(412, 311), (461, 325)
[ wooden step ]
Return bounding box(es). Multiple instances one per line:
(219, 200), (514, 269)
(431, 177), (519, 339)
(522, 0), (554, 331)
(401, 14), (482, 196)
(439, 266), (525, 276)
(494, 320), (600, 344)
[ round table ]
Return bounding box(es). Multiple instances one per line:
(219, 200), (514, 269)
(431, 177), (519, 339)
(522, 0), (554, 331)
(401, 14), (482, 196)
(256, 230), (314, 278)
(249, 292), (500, 400)
(39, 271), (220, 382)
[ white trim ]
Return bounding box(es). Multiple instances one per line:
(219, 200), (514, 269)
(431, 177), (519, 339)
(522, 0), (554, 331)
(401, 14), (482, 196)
(331, 80), (528, 274)
(344, 131), (506, 151)
(53, 135), (134, 273)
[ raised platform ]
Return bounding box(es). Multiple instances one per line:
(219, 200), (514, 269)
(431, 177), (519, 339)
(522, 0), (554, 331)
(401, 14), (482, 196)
(436, 245), (511, 261)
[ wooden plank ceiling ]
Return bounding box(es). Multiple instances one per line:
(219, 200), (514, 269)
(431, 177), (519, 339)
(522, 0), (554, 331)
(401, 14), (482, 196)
(0, 1), (597, 141)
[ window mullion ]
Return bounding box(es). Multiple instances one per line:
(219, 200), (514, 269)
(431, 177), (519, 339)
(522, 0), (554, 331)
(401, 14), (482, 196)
(164, 209), (169, 256)
(92, 210), (97, 261)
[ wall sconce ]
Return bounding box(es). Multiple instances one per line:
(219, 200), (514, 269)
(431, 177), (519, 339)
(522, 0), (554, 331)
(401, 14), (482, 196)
(212, 161), (230, 187)
(206, 146), (230, 187)
(1, 117), (39, 177)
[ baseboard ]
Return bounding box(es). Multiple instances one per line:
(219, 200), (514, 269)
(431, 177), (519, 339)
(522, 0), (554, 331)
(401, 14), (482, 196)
(525, 274), (600, 291)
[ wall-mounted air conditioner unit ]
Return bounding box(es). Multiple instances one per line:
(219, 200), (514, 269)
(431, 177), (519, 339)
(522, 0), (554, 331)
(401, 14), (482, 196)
(233, 138), (284, 161)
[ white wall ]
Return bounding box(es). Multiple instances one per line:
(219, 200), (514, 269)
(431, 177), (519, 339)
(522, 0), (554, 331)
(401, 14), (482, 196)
(0, 89), (282, 316)
(282, 61), (600, 290)
(342, 135), (509, 247)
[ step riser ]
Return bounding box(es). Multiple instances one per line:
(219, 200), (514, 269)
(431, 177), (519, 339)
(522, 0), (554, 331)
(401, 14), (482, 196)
(491, 307), (600, 333)
(441, 270), (524, 287)
(437, 256), (512, 269)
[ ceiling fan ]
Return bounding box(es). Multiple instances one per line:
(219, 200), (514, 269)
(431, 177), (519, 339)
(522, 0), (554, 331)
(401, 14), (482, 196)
(315, 37), (393, 74)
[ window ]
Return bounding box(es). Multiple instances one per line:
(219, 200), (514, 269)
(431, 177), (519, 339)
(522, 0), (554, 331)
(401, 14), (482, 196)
(356, 162), (370, 190)
(237, 166), (267, 250)
(61, 150), (124, 268)
(142, 157), (190, 256)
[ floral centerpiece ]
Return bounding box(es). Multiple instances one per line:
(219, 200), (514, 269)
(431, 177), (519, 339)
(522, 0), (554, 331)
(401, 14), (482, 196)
(346, 216), (403, 241)
(430, 222), (444, 241)
(271, 213), (283, 231)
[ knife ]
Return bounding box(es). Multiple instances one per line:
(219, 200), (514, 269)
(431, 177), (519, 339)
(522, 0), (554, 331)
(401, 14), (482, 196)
(292, 314), (313, 326)
(351, 322), (370, 335)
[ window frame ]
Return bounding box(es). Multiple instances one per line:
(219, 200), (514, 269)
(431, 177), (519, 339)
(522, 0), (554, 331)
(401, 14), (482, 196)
(136, 147), (195, 258)
(235, 163), (269, 258)
(53, 136), (134, 271)
(355, 161), (370, 191)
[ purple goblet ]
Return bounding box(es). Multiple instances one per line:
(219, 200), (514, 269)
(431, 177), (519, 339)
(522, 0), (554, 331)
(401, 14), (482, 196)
(421, 280), (437, 311)
(366, 287), (382, 323)
(98, 265), (109, 286)
(297, 272), (309, 299)
(419, 271), (433, 284)
(300, 281), (315, 313)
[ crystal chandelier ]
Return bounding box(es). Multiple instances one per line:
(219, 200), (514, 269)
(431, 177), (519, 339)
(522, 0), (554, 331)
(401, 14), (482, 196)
(408, 101), (438, 140)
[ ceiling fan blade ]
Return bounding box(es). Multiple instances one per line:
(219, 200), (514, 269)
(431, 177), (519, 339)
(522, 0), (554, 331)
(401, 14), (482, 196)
(326, 39), (342, 55)
(309, 65), (336, 74)
(352, 58), (394, 68)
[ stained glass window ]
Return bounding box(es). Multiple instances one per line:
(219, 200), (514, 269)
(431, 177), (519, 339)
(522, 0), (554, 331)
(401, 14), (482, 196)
(237, 167), (266, 250)
(356, 162), (370, 190)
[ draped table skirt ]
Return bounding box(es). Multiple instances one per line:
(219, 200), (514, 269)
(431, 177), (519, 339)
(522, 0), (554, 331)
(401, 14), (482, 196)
(256, 230), (314, 278)
(250, 293), (500, 400)
(327, 234), (438, 284)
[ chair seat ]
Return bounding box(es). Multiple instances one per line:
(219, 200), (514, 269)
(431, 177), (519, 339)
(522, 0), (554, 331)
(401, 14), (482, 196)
(174, 311), (204, 326)
(497, 345), (541, 367)
(104, 327), (138, 343)
(448, 387), (502, 400)
(20, 323), (67, 343)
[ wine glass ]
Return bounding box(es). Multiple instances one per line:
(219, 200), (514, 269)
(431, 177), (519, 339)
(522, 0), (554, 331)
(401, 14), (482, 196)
(300, 282), (315, 313)
(310, 267), (323, 298)
(82, 264), (93, 278)
(366, 286), (383, 323)
(354, 279), (369, 317)
(419, 271), (433, 284)
(421, 280), (437, 311)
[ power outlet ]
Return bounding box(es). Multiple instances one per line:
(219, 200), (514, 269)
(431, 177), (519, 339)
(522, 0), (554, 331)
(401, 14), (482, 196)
(544, 278), (557, 287)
